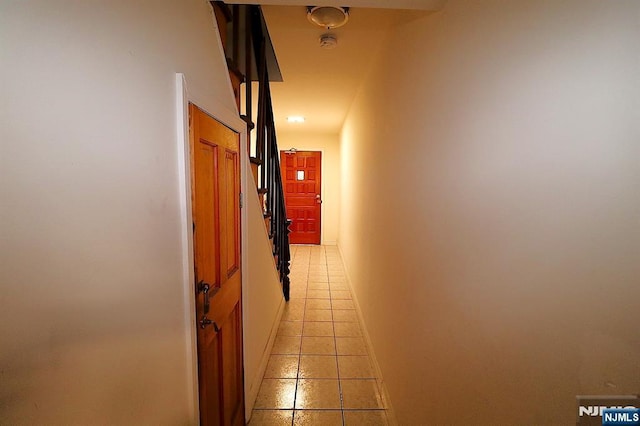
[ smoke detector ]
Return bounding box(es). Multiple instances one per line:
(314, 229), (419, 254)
(319, 33), (338, 49)
(307, 6), (349, 29)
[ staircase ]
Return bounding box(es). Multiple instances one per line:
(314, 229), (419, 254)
(212, 1), (291, 300)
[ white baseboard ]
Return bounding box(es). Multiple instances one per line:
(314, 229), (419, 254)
(244, 297), (286, 421)
(336, 244), (398, 426)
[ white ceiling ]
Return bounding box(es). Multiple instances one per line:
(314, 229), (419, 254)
(258, 4), (438, 134)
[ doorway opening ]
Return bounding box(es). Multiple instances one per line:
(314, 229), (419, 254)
(280, 150), (322, 245)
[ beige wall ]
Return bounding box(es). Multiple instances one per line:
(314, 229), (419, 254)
(0, 0), (284, 423)
(339, 0), (640, 424)
(243, 169), (286, 416)
(278, 132), (341, 244)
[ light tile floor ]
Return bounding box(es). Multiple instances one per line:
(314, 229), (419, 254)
(248, 245), (389, 426)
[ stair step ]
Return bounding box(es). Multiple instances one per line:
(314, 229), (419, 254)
(210, 1), (232, 22)
(263, 211), (272, 219)
(211, 2), (231, 52)
(241, 115), (255, 130)
(226, 59), (245, 83)
(257, 188), (268, 195)
(250, 163), (259, 188)
(250, 157), (262, 165)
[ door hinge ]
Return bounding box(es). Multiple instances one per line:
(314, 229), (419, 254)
(239, 192), (243, 209)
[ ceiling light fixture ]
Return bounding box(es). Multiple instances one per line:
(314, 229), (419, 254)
(307, 6), (349, 29)
(287, 116), (305, 123)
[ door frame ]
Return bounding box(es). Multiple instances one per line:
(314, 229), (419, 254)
(175, 73), (249, 422)
(280, 148), (327, 245)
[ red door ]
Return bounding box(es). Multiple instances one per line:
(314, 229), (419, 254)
(281, 150), (322, 244)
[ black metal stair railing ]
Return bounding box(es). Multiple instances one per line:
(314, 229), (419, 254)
(249, 5), (291, 301)
(213, 2), (291, 300)
(264, 85), (291, 300)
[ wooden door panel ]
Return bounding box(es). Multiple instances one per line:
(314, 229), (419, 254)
(208, 274), (241, 327)
(223, 150), (239, 277)
(197, 308), (242, 426)
(194, 142), (220, 289)
(280, 150), (322, 244)
(197, 332), (223, 426)
(222, 305), (244, 426)
(190, 104), (244, 426)
(287, 197), (317, 207)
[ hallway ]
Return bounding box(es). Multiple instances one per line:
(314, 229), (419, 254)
(249, 245), (389, 425)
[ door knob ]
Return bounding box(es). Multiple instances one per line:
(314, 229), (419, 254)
(315, 194), (322, 204)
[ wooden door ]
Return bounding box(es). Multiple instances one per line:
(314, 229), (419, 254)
(190, 104), (244, 426)
(280, 150), (322, 245)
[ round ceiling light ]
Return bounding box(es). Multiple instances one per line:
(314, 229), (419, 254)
(307, 6), (349, 29)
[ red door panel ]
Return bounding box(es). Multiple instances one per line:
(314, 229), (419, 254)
(280, 150), (321, 245)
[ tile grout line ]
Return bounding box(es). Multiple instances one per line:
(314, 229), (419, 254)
(291, 249), (309, 426)
(291, 246), (309, 424)
(323, 247), (348, 426)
